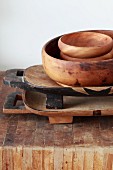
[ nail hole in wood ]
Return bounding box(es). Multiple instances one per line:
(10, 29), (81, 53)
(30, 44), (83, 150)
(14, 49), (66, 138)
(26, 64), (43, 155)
(16, 70), (24, 77)
(93, 110), (101, 116)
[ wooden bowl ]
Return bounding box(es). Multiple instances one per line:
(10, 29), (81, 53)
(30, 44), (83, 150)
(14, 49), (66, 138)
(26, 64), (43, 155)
(58, 32), (113, 58)
(87, 30), (113, 39)
(60, 47), (113, 62)
(42, 35), (113, 87)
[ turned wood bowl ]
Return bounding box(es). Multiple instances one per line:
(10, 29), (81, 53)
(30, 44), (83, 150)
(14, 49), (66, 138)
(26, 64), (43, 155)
(87, 30), (113, 39)
(58, 32), (113, 58)
(60, 48), (113, 62)
(42, 30), (113, 87)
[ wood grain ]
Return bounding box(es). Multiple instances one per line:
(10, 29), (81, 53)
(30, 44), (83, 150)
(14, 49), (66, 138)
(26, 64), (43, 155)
(63, 147), (73, 170)
(0, 147), (2, 170)
(43, 148), (54, 170)
(1, 147), (113, 169)
(13, 147), (22, 170)
(54, 148), (63, 170)
(22, 147), (32, 170)
(32, 147), (43, 170)
(83, 149), (94, 170)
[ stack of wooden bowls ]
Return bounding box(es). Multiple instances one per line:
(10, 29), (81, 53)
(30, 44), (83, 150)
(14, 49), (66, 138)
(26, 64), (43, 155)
(58, 32), (113, 62)
(42, 30), (113, 87)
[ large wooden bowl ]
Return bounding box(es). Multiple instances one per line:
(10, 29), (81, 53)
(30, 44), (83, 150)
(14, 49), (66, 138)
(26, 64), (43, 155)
(42, 33), (113, 87)
(58, 32), (113, 58)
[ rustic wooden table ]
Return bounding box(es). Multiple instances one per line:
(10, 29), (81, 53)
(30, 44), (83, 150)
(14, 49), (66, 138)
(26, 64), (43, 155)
(1, 71), (113, 170)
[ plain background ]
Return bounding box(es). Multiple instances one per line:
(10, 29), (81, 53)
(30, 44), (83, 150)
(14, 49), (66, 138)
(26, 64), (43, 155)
(1, 0), (113, 70)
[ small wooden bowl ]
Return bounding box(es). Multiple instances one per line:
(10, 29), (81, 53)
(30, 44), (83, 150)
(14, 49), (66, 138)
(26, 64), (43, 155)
(60, 48), (113, 62)
(58, 32), (113, 58)
(42, 35), (113, 87)
(87, 30), (113, 39)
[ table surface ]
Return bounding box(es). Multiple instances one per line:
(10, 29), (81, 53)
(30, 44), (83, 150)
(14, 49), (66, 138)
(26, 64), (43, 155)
(1, 71), (113, 148)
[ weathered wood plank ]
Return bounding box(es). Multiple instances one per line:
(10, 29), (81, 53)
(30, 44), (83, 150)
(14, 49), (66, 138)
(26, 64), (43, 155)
(54, 147), (63, 170)
(73, 148), (84, 170)
(32, 147), (43, 170)
(1, 146), (113, 169)
(0, 147), (2, 170)
(2, 147), (13, 170)
(63, 147), (73, 170)
(22, 147), (32, 170)
(106, 148), (113, 170)
(93, 148), (104, 170)
(43, 148), (54, 170)
(13, 147), (22, 170)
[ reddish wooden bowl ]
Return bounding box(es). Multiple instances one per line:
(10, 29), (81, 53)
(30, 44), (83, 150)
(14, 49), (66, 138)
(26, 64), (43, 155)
(58, 32), (113, 58)
(42, 33), (113, 87)
(87, 30), (113, 39)
(60, 48), (113, 62)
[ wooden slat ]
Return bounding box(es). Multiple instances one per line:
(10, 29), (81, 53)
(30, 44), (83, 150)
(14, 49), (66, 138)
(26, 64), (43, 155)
(106, 148), (113, 170)
(32, 147), (43, 170)
(73, 148), (84, 170)
(103, 149), (109, 170)
(63, 147), (73, 170)
(93, 148), (104, 170)
(54, 148), (63, 170)
(0, 147), (2, 170)
(43, 148), (54, 170)
(22, 147), (32, 170)
(13, 147), (22, 170)
(2, 147), (13, 170)
(83, 149), (94, 170)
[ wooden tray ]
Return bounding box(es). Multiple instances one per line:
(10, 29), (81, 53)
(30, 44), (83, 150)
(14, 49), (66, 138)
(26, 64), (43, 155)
(3, 91), (113, 124)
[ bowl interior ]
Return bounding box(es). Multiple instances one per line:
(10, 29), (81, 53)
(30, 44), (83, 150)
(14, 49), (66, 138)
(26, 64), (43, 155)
(45, 36), (61, 59)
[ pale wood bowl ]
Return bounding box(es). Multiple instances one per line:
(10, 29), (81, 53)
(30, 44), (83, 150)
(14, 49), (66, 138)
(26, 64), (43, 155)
(42, 33), (113, 87)
(58, 32), (113, 58)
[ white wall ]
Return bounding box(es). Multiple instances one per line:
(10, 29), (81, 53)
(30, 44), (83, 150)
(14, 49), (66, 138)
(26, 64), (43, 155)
(0, 0), (113, 70)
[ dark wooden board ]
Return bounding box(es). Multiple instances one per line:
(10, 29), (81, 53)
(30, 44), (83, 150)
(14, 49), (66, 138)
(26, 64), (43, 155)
(4, 65), (113, 96)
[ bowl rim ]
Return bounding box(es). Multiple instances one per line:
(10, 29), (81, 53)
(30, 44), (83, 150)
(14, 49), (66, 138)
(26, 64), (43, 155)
(58, 31), (113, 48)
